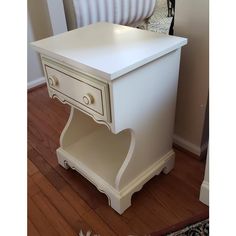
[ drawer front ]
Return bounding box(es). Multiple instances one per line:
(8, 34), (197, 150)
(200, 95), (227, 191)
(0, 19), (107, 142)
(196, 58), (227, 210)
(42, 57), (111, 122)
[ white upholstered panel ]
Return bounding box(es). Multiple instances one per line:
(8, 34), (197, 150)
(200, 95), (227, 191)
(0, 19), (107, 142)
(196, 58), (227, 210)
(70, 0), (156, 28)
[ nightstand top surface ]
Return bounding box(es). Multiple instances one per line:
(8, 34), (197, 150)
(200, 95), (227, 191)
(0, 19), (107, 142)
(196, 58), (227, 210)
(32, 22), (187, 80)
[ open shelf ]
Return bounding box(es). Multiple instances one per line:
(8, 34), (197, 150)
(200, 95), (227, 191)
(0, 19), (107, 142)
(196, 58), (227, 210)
(63, 125), (131, 187)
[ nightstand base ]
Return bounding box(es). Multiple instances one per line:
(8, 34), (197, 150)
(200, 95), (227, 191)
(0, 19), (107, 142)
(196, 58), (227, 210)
(57, 146), (175, 214)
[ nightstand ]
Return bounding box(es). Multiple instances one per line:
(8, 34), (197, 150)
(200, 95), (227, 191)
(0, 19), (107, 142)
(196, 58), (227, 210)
(31, 22), (187, 214)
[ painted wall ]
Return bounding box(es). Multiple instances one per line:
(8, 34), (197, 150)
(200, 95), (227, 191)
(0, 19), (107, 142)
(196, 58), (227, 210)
(27, 0), (52, 88)
(174, 0), (209, 155)
(27, 13), (43, 85)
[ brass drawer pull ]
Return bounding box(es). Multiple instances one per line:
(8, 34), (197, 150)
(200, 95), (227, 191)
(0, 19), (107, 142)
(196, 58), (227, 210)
(83, 94), (94, 105)
(48, 76), (58, 86)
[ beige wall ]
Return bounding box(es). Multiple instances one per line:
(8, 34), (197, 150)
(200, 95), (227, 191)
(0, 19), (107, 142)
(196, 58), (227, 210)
(28, 0), (52, 40)
(27, 13), (43, 83)
(174, 0), (209, 153)
(27, 0), (52, 85)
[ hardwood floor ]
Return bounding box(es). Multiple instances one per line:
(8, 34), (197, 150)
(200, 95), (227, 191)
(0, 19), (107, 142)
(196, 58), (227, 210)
(28, 86), (208, 236)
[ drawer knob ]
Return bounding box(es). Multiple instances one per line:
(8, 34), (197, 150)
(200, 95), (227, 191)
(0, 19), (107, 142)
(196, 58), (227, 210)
(48, 76), (58, 86)
(83, 94), (94, 105)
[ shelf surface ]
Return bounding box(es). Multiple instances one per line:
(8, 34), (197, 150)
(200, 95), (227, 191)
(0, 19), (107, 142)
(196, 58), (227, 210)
(31, 22), (187, 80)
(64, 127), (131, 187)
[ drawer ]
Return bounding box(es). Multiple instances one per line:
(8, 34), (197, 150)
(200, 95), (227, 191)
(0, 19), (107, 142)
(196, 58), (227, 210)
(41, 57), (111, 122)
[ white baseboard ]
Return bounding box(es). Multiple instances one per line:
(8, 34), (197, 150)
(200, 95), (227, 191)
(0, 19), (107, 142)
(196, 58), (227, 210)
(199, 180), (209, 206)
(201, 142), (209, 153)
(173, 134), (208, 156)
(27, 77), (46, 90)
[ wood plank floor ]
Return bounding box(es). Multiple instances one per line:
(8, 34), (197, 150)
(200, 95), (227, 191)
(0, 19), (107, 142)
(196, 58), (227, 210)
(28, 86), (208, 236)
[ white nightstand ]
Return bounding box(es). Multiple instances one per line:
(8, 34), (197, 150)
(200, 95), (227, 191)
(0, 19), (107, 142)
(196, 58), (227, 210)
(31, 22), (187, 214)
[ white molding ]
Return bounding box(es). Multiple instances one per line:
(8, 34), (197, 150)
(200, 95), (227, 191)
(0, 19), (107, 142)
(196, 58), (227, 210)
(46, 0), (68, 35)
(201, 141), (209, 153)
(173, 134), (201, 155)
(199, 180), (209, 206)
(200, 150), (209, 205)
(120, 150), (175, 197)
(27, 77), (46, 90)
(173, 134), (208, 156)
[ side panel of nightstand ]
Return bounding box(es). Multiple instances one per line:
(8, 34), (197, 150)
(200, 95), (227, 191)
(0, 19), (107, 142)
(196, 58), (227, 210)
(109, 49), (181, 190)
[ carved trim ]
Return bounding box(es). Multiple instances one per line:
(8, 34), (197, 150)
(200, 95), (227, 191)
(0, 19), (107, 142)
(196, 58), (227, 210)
(41, 55), (112, 122)
(118, 150), (175, 195)
(63, 160), (112, 205)
(52, 94), (111, 130)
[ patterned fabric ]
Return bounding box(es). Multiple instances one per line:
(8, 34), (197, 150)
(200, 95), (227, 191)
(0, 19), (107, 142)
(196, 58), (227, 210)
(78, 219), (209, 236)
(167, 219), (209, 236)
(72, 0), (156, 27)
(79, 230), (99, 236)
(136, 0), (173, 34)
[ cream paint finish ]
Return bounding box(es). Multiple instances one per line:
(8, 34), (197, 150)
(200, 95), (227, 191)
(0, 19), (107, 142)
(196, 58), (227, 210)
(174, 0), (209, 149)
(31, 22), (187, 80)
(31, 23), (187, 213)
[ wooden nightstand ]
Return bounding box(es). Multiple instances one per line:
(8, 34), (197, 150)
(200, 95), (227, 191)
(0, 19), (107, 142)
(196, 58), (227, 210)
(31, 22), (187, 214)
